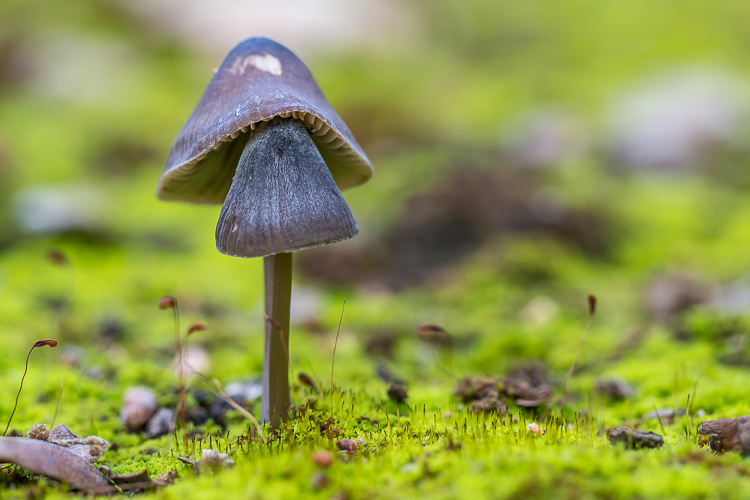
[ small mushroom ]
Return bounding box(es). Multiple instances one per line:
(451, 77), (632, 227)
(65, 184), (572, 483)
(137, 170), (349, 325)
(156, 38), (371, 429)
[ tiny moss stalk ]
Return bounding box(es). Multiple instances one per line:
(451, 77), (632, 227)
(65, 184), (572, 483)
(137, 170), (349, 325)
(262, 253), (292, 429)
(4, 339), (58, 436)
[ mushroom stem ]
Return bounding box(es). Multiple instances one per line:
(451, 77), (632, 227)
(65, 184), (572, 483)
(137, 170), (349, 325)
(262, 252), (292, 428)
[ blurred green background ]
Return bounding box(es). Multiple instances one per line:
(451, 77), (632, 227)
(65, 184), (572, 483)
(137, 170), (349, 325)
(3, 0), (750, 475)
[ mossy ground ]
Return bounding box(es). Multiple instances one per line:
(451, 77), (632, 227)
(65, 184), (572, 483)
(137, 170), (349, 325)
(3, 0), (750, 498)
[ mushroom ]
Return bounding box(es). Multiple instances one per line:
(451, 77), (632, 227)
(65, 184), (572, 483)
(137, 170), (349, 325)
(156, 37), (372, 428)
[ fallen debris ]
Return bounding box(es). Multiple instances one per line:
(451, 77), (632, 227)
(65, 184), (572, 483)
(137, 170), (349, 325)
(297, 168), (610, 290)
(645, 272), (714, 325)
(698, 415), (750, 455)
(48, 423), (107, 463)
(640, 408), (685, 425)
(454, 374), (551, 411)
(608, 427), (664, 449)
(0, 437), (115, 494)
(471, 393), (507, 414)
(595, 378), (635, 400)
(387, 382), (408, 404)
(27, 423), (49, 441)
(104, 468), (176, 492)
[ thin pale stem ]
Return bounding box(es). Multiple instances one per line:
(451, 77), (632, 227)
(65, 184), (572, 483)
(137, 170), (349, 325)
(3, 348), (34, 436)
(4, 340), (58, 435)
(261, 252), (292, 429)
(330, 298), (347, 422)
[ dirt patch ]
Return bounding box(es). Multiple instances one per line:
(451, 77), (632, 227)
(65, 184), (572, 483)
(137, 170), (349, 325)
(454, 370), (552, 412)
(298, 168), (610, 290)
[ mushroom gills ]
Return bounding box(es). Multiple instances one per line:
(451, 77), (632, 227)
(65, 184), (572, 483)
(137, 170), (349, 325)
(215, 117), (359, 258)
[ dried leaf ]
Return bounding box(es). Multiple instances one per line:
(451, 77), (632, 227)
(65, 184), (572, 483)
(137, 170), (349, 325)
(0, 437), (115, 493)
(48, 424), (107, 463)
(108, 468), (175, 491)
(608, 426), (664, 449)
(698, 415), (750, 455)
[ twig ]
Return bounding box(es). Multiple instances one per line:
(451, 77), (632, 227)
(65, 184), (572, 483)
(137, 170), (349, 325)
(4, 339), (58, 436)
(330, 299), (347, 421)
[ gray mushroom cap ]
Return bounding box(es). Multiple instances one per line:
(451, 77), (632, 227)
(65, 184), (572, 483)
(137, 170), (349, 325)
(156, 37), (373, 204)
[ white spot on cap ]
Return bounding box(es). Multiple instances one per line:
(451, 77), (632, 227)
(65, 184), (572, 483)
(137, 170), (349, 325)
(227, 52), (283, 77)
(248, 53), (282, 75)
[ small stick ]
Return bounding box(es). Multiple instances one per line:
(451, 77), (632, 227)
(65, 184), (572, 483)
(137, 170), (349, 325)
(330, 299), (347, 422)
(4, 339), (58, 436)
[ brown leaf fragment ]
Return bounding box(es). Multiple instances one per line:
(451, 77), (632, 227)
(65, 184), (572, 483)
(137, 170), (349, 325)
(595, 378), (635, 401)
(453, 376), (498, 403)
(108, 468), (176, 491)
(698, 415), (750, 455)
(499, 378), (551, 406)
(608, 426), (664, 449)
(110, 469), (151, 485)
(471, 394), (507, 414)
(454, 375), (551, 409)
(0, 437), (115, 493)
(48, 424), (107, 463)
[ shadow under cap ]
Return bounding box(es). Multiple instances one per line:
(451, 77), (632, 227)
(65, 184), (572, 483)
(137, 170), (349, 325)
(157, 37), (373, 205)
(216, 118), (358, 258)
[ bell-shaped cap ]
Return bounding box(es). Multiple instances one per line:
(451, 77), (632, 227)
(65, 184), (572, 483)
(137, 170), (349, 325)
(216, 118), (358, 257)
(157, 37), (373, 204)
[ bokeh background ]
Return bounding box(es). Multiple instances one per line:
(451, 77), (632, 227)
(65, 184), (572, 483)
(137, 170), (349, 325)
(3, 0), (750, 437)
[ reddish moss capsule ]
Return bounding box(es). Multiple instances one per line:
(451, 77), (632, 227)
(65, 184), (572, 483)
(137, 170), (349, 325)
(336, 439), (358, 454)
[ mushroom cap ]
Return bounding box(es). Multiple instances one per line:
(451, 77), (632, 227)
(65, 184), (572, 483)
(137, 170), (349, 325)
(157, 37), (373, 204)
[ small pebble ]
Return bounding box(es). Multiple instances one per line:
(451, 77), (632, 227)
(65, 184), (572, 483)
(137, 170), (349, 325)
(201, 448), (235, 469)
(120, 387), (158, 430)
(146, 407), (175, 439)
(311, 450), (333, 468)
(608, 426), (664, 449)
